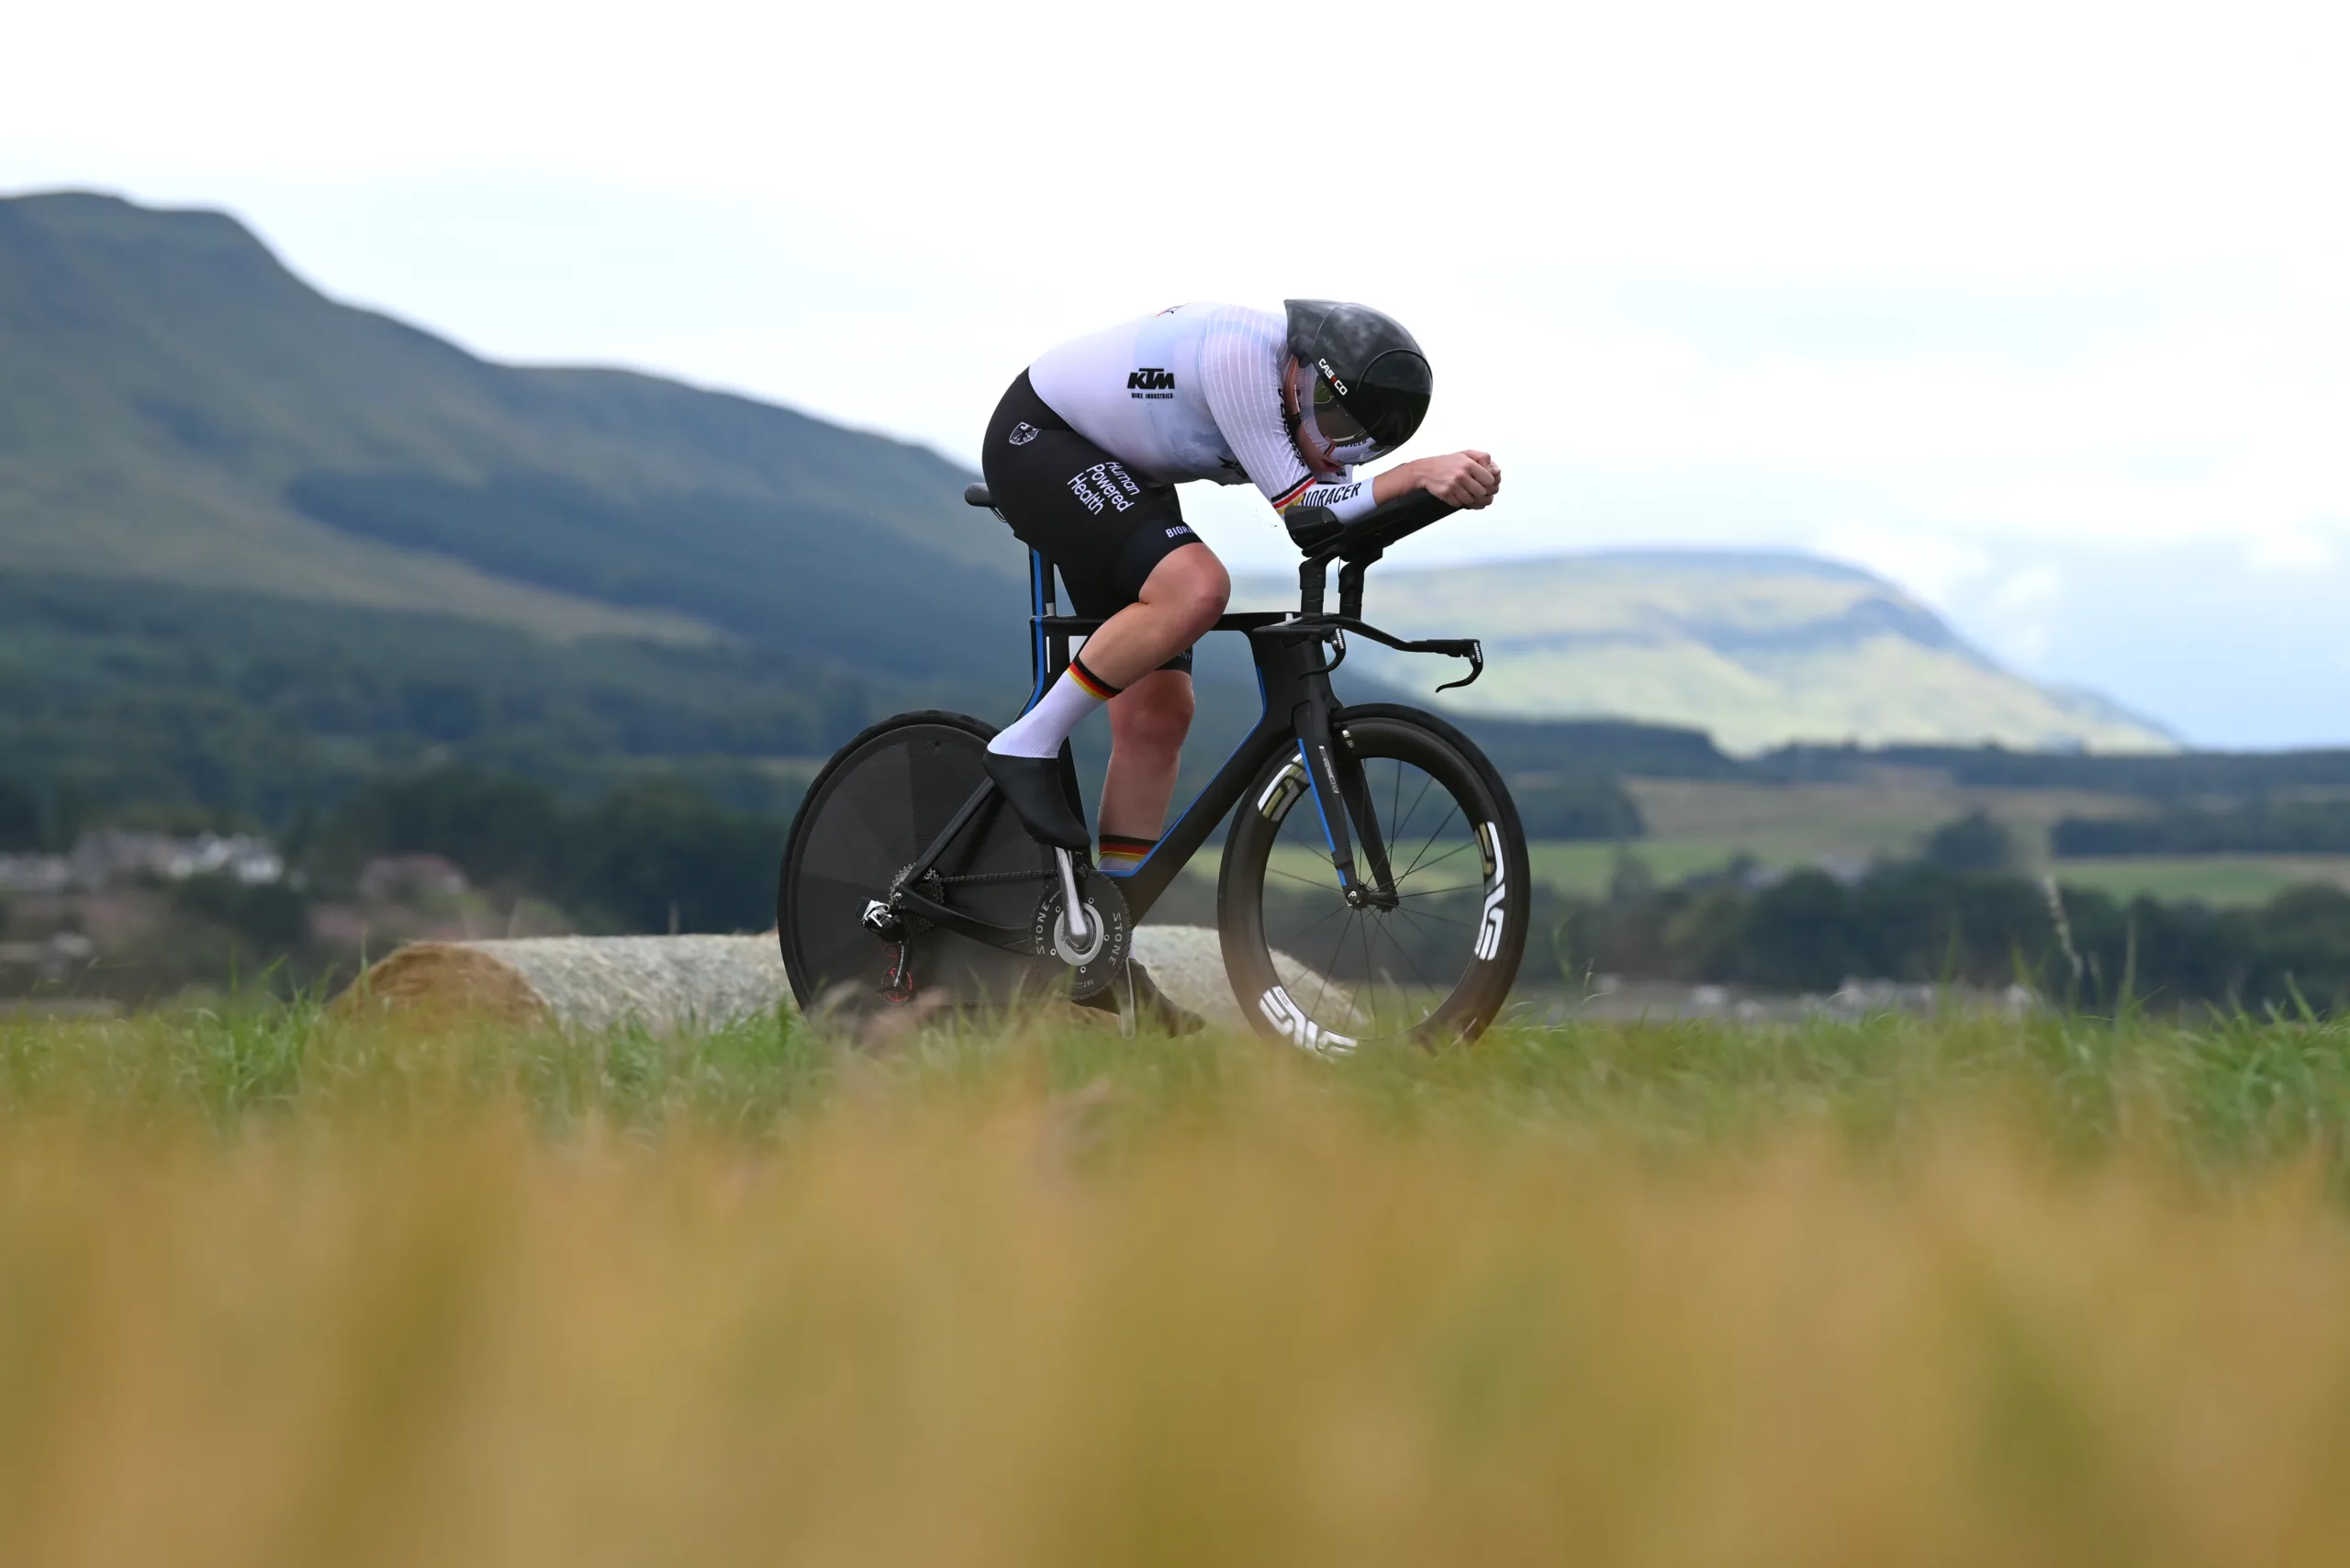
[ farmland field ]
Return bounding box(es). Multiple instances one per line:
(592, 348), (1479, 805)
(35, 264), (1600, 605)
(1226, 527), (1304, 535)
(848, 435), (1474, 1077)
(2042, 856), (2350, 907)
(1493, 777), (2350, 906)
(7, 1003), (2350, 1565)
(1516, 841), (2350, 906)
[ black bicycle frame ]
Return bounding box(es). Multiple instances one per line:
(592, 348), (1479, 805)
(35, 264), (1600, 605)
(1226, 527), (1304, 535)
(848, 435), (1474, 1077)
(890, 490), (1480, 950)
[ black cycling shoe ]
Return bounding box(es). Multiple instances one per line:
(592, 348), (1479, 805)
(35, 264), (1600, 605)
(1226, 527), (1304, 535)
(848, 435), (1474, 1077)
(982, 749), (1091, 851)
(1075, 960), (1206, 1035)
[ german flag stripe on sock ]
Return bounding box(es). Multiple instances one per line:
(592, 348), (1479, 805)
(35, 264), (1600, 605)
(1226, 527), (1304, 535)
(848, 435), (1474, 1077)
(1098, 833), (1156, 874)
(1068, 653), (1120, 700)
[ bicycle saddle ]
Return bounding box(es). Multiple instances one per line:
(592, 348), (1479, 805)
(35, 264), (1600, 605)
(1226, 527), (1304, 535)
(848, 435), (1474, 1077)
(964, 483), (994, 508)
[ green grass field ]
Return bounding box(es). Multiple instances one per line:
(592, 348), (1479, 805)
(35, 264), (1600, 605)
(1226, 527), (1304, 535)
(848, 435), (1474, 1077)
(9, 1002), (2350, 1565)
(2043, 856), (2350, 906)
(1474, 776), (2350, 907)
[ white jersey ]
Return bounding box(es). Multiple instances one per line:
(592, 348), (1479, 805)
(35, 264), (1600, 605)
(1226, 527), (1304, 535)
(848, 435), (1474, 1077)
(1026, 304), (1379, 521)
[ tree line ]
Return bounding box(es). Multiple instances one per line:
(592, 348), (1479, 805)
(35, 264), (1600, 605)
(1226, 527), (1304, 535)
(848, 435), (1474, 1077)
(294, 767), (789, 935)
(2053, 798), (2350, 857)
(1553, 840), (2350, 1015)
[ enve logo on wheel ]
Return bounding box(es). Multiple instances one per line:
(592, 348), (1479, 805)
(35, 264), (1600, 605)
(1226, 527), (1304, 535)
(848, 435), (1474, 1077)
(1474, 822), (1507, 962)
(1259, 986), (1358, 1058)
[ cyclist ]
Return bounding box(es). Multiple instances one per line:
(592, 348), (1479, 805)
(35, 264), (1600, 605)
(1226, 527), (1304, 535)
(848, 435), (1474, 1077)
(977, 300), (1500, 1025)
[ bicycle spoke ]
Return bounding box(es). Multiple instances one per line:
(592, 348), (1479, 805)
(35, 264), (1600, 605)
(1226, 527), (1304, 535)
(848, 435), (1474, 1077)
(1392, 901), (1469, 931)
(1279, 902), (1351, 945)
(1356, 916), (1385, 1027)
(1394, 882), (1482, 899)
(1373, 914), (1448, 1008)
(1400, 803), (1464, 881)
(1392, 767), (1438, 846)
(1397, 838), (1475, 884)
(1314, 910), (1356, 1022)
(1355, 943), (1412, 1031)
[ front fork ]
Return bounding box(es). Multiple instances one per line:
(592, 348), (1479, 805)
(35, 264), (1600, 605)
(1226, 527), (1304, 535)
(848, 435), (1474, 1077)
(1293, 697), (1400, 911)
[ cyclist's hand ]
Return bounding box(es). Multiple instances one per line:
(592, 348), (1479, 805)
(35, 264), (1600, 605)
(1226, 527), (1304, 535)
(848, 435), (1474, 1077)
(1413, 451), (1501, 509)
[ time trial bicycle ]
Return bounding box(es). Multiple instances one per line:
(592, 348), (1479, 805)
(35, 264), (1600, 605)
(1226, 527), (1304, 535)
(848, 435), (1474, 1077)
(777, 485), (1530, 1050)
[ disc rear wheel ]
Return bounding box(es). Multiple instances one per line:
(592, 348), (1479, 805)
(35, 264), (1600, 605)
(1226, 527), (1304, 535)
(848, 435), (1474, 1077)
(779, 711), (1059, 1025)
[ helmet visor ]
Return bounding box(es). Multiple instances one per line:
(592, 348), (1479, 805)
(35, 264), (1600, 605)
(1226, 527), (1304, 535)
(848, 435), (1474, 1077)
(1297, 369), (1391, 469)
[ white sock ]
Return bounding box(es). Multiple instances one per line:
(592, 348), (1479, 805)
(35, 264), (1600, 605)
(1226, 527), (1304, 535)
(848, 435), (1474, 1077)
(988, 655), (1119, 759)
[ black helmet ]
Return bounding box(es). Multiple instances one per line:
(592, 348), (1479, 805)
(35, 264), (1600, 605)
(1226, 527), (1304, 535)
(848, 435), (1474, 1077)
(1282, 298), (1433, 465)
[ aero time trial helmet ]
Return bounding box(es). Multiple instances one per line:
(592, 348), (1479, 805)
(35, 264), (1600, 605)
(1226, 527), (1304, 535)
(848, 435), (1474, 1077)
(1282, 299), (1433, 466)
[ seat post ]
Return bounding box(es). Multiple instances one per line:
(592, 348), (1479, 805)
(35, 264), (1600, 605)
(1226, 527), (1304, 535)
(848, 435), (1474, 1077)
(1025, 547), (1063, 715)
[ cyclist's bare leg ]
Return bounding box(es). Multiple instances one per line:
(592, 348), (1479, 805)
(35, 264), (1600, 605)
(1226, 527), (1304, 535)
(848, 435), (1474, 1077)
(982, 544), (1224, 850)
(1080, 546), (1225, 844)
(1100, 670), (1194, 840)
(1077, 543), (1230, 687)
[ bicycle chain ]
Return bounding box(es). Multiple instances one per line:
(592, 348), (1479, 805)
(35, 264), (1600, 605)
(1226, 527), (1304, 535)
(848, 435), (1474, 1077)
(934, 868), (1060, 886)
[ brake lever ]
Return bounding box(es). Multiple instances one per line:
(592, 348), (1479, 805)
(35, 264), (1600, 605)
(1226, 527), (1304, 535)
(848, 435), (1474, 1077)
(1321, 629), (1348, 675)
(1433, 639), (1484, 693)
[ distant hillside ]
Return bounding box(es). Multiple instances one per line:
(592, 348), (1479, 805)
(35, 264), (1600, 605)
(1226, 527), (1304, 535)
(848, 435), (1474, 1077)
(0, 190), (1025, 678)
(1250, 550), (2177, 755)
(0, 189), (2180, 826)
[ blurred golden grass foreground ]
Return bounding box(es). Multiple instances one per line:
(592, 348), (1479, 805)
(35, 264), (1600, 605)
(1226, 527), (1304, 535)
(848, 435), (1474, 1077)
(8, 1008), (2350, 1565)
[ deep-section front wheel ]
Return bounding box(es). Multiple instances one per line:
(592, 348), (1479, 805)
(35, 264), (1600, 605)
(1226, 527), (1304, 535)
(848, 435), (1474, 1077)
(1218, 705), (1530, 1050)
(779, 711), (1058, 1024)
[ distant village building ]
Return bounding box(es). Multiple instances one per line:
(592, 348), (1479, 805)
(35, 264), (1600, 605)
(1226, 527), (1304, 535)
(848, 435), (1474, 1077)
(0, 931), (97, 982)
(0, 854), (73, 895)
(65, 830), (285, 890)
(357, 854), (469, 903)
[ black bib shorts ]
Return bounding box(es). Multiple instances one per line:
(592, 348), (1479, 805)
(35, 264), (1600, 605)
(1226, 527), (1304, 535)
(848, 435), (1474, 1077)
(980, 371), (1203, 676)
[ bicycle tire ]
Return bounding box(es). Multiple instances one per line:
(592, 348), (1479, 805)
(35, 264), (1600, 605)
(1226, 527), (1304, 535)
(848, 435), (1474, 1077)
(1218, 704), (1529, 1050)
(778, 711), (1059, 1022)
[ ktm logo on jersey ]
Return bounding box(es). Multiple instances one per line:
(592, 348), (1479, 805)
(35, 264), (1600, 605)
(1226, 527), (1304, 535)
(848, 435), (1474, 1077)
(1127, 368), (1176, 393)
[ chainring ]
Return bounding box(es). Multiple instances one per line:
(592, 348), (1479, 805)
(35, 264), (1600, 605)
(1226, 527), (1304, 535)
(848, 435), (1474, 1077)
(1030, 871), (1132, 1002)
(885, 862), (944, 933)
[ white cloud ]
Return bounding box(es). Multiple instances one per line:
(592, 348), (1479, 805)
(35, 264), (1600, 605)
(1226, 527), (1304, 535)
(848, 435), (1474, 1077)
(7, 0), (2350, 738)
(1808, 528), (1991, 607)
(1980, 564), (2067, 667)
(2245, 531), (2335, 572)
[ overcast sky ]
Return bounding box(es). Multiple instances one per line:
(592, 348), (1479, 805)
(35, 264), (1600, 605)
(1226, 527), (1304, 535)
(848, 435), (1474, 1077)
(9, 0), (2349, 746)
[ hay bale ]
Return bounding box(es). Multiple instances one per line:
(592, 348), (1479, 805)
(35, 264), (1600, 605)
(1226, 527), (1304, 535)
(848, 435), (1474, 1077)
(338, 927), (1346, 1037)
(340, 935), (790, 1035)
(1131, 925), (1354, 1034)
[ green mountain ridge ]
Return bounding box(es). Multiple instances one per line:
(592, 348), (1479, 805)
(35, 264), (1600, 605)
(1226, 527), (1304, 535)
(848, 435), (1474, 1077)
(0, 188), (1047, 816)
(1244, 551), (2178, 756)
(0, 189), (1025, 669)
(0, 187), (2177, 823)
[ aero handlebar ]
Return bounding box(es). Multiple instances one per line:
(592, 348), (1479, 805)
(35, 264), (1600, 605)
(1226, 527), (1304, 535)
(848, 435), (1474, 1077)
(1282, 488), (1458, 565)
(1281, 487), (1465, 628)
